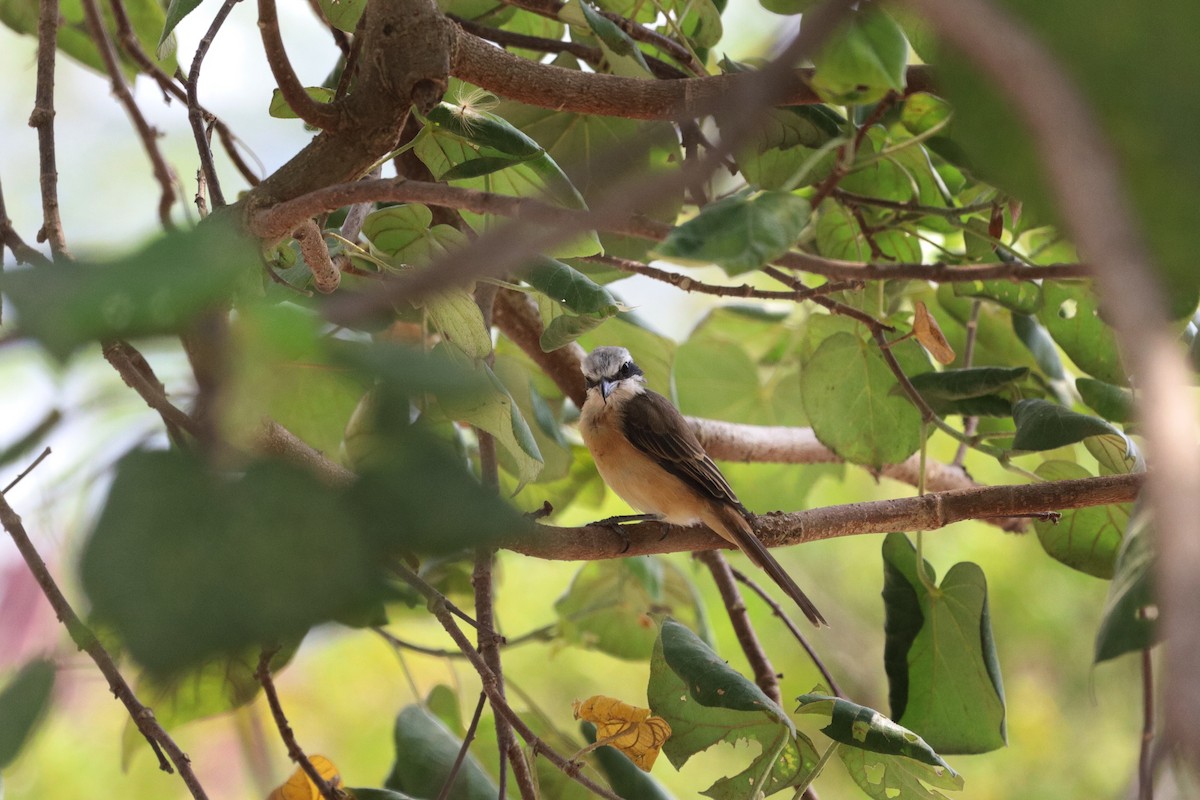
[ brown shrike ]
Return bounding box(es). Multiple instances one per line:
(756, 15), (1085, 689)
(579, 346), (826, 627)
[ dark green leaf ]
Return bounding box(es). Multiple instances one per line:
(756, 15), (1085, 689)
(385, 705), (498, 800)
(653, 192), (810, 276)
(582, 722), (678, 800)
(268, 86), (335, 119)
(578, 0), (652, 76)
(440, 155), (535, 180)
(908, 367), (1029, 401)
(1037, 282), (1127, 386)
(555, 559), (710, 660)
(796, 692), (963, 767)
(810, 7), (908, 105)
(1011, 398), (1120, 451)
(0, 659), (55, 769)
(1076, 378), (1134, 424)
(1095, 509), (1158, 662)
(425, 102), (543, 158)
(801, 331), (927, 468)
(1011, 313), (1066, 381)
(349, 789), (420, 800)
(878, 534), (1006, 754)
(952, 280), (1042, 314)
(524, 256), (619, 316)
(1033, 461), (1127, 579)
(649, 620), (818, 799)
(2, 216), (254, 361)
(80, 451), (383, 676)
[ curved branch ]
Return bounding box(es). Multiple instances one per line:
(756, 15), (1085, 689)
(450, 28), (937, 120)
(505, 473), (1143, 561)
(896, 0), (1200, 765)
(257, 0), (344, 131)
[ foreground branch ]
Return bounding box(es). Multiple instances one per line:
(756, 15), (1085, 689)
(504, 474), (1142, 561)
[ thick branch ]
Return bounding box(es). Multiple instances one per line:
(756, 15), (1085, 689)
(504, 474), (1142, 561)
(0, 490), (209, 799)
(450, 28), (935, 120)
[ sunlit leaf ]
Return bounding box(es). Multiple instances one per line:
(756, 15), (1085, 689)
(317, 0), (366, 31)
(1037, 282), (1127, 386)
(912, 300), (955, 364)
(796, 691), (964, 767)
(582, 722), (678, 800)
(839, 745), (964, 800)
(1033, 461), (1127, 579)
(952, 280), (1042, 315)
(268, 87), (336, 119)
(267, 755), (342, 800)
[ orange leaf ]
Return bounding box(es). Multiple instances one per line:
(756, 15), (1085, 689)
(573, 695), (672, 771)
(267, 755), (342, 800)
(912, 300), (955, 365)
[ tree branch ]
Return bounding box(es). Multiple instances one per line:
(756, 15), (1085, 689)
(257, 0), (344, 131)
(0, 174), (50, 267)
(503, 473), (1142, 561)
(699, 550), (781, 706)
(257, 648), (344, 800)
(0, 484), (209, 799)
(29, 0), (69, 257)
(187, 0), (242, 209)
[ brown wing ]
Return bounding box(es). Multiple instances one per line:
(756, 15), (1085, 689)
(620, 390), (743, 509)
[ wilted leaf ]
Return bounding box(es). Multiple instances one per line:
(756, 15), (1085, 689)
(574, 695), (671, 771)
(267, 755), (342, 800)
(912, 301), (955, 364)
(582, 722), (678, 800)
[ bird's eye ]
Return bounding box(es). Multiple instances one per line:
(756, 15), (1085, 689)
(618, 362), (632, 378)
(585, 378), (598, 389)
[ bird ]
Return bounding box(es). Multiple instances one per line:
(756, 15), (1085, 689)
(578, 345), (826, 627)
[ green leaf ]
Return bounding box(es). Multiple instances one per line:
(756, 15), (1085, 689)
(1076, 378), (1134, 424)
(952, 280), (1042, 314)
(575, 0), (653, 77)
(268, 86), (336, 119)
(385, 705), (498, 800)
(900, 92), (953, 136)
(801, 332), (927, 468)
(0, 659), (55, 769)
(908, 367), (1029, 401)
(362, 204), (469, 267)
(649, 620), (818, 799)
(80, 452), (383, 676)
(541, 312), (609, 352)
(811, 7), (908, 105)
(1095, 509), (1158, 662)
(349, 789), (420, 800)
(523, 256), (619, 316)
(158, 0), (204, 55)
(316, 0), (366, 31)
(2, 216), (254, 361)
(493, 355), (572, 483)
(757, 0), (815, 13)
(555, 559), (710, 660)
(795, 693), (962, 769)
(1037, 282), (1127, 386)
(1011, 313), (1066, 381)
(1085, 433), (1143, 476)
(582, 722), (678, 800)
(839, 745), (965, 800)
(1033, 461), (1127, 579)
(879, 534), (1006, 754)
(424, 288), (494, 361)
(815, 198), (922, 262)
(653, 192), (811, 276)
(1011, 398), (1120, 451)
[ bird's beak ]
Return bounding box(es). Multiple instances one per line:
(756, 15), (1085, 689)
(600, 379), (616, 402)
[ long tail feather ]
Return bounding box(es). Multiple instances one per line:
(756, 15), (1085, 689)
(707, 505), (827, 627)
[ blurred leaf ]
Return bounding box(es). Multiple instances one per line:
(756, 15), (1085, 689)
(1, 0), (176, 75)
(582, 722), (678, 800)
(1095, 508), (1158, 662)
(934, 285), (1039, 373)
(2, 216), (254, 361)
(1011, 398), (1119, 451)
(900, 92), (952, 136)
(573, 695), (671, 771)
(1076, 378), (1133, 424)
(386, 705), (497, 799)
(1033, 461), (1127, 579)
(349, 790), (420, 800)
(158, 0), (203, 55)
(494, 355), (572, 483)
(80, 451), (383, 676)
(1011, 313), (1066, 381)
(523, 256), (619, 316)
(573, 0), (653, 77)
(952, 280), (1042, 315)
(648, 619), (818, 799)
(425, 684), (464, 735)
(362, 204), (469, 268)
(815, 198), (921, 262)
(267, 755), (342, 800)
(796, 691), (963, 768)
(810, 7), (908, 105)
(0, 659), (55, 769)
(316, 0), (366, 31)
(912, 300), (955, 365)
(555, 558), (709, 660)
(1085, 433), (1143, 476)
(652, 192), (811, 276)
(880, 534), (1006, 754)
(425, 288), (494, 361)
(541, 311), (608, 352)
(268, 87), (336, 119)
(1037, 282), (1127, 386)
(674, 338), (770, 424)
(801, 332), (928, 468)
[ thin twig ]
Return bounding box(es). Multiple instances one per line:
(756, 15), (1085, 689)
(393, 562), (624, 800)
(29, 0), (69, 258)
(0, 481), (209, 798)
(698, 551), (782, 706)
(1, 447), (52, 494)
(187, 0), (242, 209)
(585, 254), (861, 302)
(952, 299), (983, 467)
(1139, 646), (1154, 800)
(435, 691), (489, 800)
(730, 567), (843, 698)
(102, 340), (201, 439)
(79, 0), (177, 228)
(0, 175), (50, 266)
(256, 648), (344, 800)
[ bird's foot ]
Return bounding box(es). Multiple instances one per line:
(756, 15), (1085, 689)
(589, 514), (659, 554)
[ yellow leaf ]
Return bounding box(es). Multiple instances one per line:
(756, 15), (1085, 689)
(266, 755), (343, 800)
(912, 300), (955, 365)
(573, 695), (672, 771)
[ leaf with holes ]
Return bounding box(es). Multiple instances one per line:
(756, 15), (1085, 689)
(1038, 282), (1127, 386)
(810, 6), (908, 104)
